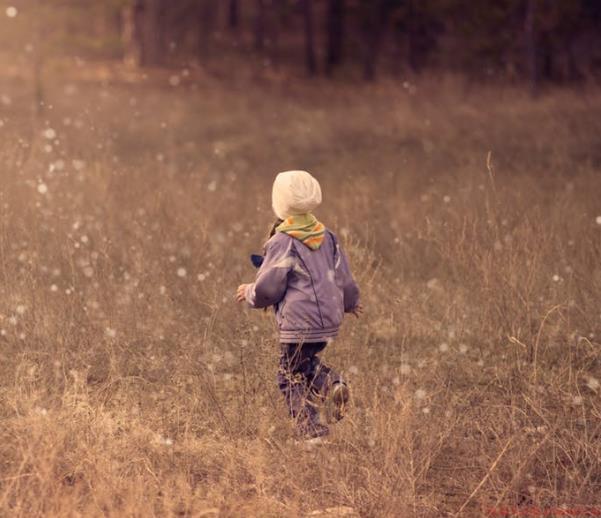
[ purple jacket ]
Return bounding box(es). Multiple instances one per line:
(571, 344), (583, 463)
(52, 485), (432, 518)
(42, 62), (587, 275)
(244, 229), (360, 343)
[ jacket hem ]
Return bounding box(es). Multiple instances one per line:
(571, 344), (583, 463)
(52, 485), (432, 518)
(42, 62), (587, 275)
(279, 326), (339, 344)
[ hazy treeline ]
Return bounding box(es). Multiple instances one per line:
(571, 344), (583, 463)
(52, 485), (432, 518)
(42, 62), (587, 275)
(6, 1), (601, 89)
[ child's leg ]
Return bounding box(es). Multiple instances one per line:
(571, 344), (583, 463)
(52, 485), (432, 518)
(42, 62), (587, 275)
(306, 345), (349, 423)
(306, 346), (344, 402)
(277, 343), (326, 434)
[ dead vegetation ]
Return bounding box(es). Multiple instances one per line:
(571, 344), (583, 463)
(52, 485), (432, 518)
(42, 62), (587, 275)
(0, 64), (600, 516)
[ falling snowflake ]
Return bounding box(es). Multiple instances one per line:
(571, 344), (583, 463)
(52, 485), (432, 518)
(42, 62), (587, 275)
(443, 195), (451, 203)
(177, 267), (187, 278)
(50, 284), (58, 292)
(105, 327), (116, 338)
(72, 159), (86, 171)
(155, 434), (173, 446)
(34, 407), (48, 416)
(37, 183), (48, 194)
(197, 273), (206, 282)
(586, 376), (599, 392)
(399, 363), (411, 375)
(426, 278), (439, 290)
(43, 128), (56, 140)
(207, 180), (217, 192)
(439, 342), (449, 353)
(459, 343), (469, 354)
(552, 274), (560, 282)
(6, 6), (17, 18)
(414, 389), (426, 400)
(596, 216), (601, 225)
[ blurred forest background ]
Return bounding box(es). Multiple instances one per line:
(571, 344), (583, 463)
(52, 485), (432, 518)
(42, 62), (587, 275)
(2, 0), (601, 91)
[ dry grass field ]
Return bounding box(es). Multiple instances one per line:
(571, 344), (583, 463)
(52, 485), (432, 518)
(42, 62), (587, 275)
(1, 61), (601, 516)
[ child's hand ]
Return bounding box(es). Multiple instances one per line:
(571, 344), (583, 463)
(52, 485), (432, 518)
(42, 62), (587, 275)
(236, 284), (251, 303)
(351, 303), (364, 318)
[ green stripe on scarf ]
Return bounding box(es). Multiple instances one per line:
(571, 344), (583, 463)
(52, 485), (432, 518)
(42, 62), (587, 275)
(276, 213), (325, 250)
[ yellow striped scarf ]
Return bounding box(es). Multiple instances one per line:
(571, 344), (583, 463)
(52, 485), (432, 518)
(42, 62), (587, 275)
(276, 213), (325, 250)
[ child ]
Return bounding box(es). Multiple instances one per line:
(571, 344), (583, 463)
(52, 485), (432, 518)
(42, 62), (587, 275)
(236, 170), (362, 439)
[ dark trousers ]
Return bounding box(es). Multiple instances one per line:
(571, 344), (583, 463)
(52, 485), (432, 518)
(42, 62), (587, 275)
(277, 342), (342, 430)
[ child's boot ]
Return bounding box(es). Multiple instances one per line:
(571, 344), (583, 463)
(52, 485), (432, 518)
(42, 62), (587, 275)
(325, 382), (350, 423)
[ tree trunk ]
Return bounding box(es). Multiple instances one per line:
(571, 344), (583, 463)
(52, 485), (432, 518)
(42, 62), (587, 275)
(199, 0), (217, 61)
(525, 0), (538, 96)
(363, 0), (387, 81)
(255, 0), (265, 51)
(229, 0), (239, 29)
(302, 0), (317, 75)
(141, 0), (163, 66)
(325, 0), (345, 75)
(406, 0), (420, 73)
(124, 0), (163, 67)
(122, 2), (142, 67)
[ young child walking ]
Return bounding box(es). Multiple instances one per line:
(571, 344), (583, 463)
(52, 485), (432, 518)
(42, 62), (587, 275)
(236, 170), (362, 439)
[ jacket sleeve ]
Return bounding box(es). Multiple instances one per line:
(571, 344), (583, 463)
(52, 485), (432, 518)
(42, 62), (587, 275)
(245, 236), (293, 309)
(332, 233), (360, 313)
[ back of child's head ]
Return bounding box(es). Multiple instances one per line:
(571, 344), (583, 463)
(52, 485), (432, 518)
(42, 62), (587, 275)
(272, 170), (322, 220)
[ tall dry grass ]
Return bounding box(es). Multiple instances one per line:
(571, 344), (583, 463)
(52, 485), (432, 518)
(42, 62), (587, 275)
(0, 64), (600, 516)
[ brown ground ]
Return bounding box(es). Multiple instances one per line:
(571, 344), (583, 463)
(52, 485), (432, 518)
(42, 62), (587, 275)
(1, 59), (600, 516)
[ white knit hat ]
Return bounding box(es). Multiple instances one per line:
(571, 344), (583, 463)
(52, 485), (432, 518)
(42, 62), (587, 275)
(272, 170), (322, 220)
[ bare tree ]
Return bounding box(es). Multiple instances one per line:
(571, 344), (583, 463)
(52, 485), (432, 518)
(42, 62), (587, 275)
(141, 0), (163, 65)
(229, 0), (239, 29)
(198, 0), (218, 60)
(326, 0), (345, 75)
(302, 0), (317, 75)
(122, 2), (142, 67)
(255, 0), (266, 51)
(121, 0), (163, 66)
(363, 0), (387, 81)
(525, 0), (538, 96)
